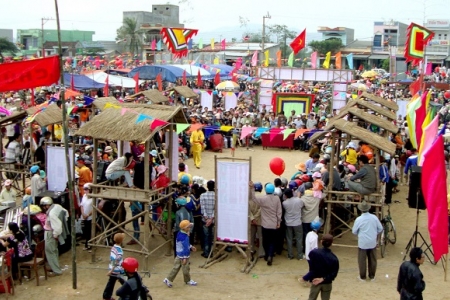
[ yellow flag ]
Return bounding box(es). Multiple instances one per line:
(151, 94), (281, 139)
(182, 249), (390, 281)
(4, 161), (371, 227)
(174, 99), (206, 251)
(211, 38), (215, 49)
(264, 50), (269, 66)
(323, 51), (331, 69)
(213, 57), (219, 64)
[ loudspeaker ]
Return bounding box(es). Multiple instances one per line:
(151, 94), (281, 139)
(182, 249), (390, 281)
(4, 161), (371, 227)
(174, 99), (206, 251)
(408, 166), (426, 210)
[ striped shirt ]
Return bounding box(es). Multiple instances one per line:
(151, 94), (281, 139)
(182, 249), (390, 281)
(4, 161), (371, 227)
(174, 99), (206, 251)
(200, 191), (215, 220)
(109, 245), (124, 275)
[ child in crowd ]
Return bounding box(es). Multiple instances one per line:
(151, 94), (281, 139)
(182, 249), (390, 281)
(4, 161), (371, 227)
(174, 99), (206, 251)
(312, 172), (324, 199)
(21, 187), (32, 209)
(102, 232), (125, 300)
(0, 179), (17, 204)
(163, 220), (197, 287)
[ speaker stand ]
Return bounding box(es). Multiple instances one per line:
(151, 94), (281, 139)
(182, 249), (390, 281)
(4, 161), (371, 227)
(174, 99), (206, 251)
(403, 203), (435, 264)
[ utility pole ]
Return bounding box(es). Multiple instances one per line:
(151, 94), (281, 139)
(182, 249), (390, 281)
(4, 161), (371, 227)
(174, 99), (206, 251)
(41, 17), (54, 57)
(261, 12), (271, 67)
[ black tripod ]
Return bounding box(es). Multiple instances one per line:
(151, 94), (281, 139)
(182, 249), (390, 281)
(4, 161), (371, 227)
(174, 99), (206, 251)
(403, 190), (435, 264)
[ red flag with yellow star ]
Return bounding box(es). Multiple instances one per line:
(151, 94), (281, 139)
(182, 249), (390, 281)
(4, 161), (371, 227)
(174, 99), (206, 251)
(290, 29), (306, 55)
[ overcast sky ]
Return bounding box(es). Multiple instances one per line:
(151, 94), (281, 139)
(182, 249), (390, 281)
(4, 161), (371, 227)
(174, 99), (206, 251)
(1, 0), (449, 42)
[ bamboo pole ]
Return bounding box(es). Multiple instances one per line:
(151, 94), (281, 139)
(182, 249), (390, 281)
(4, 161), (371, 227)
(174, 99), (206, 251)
(91, 138), (98, 263)
(54, 0), (76, 289)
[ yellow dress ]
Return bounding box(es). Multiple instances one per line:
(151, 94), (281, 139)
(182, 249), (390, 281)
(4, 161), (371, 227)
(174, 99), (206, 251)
(190, 130), (204, 168)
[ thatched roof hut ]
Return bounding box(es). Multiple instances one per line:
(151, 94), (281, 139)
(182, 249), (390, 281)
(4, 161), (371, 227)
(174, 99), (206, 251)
(75, 104), (187, 142)
(347, 107), (398, 134)
(0, 110), (27, 127)
(353, 99), (396, 120)
(360, 92), (399, 111)
(130, 90), (169, 104)
(172, 86), (199, 98)
(26, 104), (63, 127)
(332, 119), (395, 154)
(92, 97), (120, 110)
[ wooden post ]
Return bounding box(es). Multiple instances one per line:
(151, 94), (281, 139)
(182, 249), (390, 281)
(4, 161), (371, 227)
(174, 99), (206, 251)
(143, 139), (150, 272)
(91, 138), (98, 263)
(325, 132), (336, 234)
(165, 124), (174, 255)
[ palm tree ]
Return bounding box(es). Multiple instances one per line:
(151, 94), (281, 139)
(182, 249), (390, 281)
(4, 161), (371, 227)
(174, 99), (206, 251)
(116, 18), (144, 56)
(0, 38), (18, 63)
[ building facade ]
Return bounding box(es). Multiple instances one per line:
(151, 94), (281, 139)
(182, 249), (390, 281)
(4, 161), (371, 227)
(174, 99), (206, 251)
(424, 19), (450, 67)
(317, 27), (355, 45)
(124, 4), (183, 29)
(0, 29), (13, 42)
(17, 29), (95, 56)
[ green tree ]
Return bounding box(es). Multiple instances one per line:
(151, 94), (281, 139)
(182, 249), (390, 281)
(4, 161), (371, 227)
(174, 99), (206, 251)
(0, 38), (18, 63)
(381, 59), (390, 71)
(81, 47), (106, 56)
(268, 24), (297, 63)
(116, 18), (144, 56)
(308, 38), (343, 55)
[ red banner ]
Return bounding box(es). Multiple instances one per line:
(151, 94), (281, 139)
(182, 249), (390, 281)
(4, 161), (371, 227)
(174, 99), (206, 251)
(0, 56), (60, 92)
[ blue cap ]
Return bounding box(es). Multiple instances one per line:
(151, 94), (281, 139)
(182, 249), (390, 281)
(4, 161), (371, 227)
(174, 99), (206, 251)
(311, 220), (322, 231)
(180, 175), (190, 185)
(30, 165), (39, 174)
(265, 183), (275, 194)
(175, 197), (187, 206)
(253, 182), (262, 192)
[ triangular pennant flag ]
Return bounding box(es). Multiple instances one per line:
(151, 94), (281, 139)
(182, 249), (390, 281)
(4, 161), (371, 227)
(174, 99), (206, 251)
(269, 132), (279, 142)
(206, 90), (212, 95)
(283, 129), (295, 140)
(121, 108), (129, 116)
(150, 119), (170, 130)
(135, 114), (153, 124)
(240, 127), (256, 140)
(176, 123), (190, 134)
(104, 102), (121, 109)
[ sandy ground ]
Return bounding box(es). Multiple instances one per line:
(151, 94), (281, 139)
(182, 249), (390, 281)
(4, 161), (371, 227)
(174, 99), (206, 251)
(6, 146), (449, 300)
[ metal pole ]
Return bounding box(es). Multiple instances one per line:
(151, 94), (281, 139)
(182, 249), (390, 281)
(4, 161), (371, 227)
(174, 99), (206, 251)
(261, 12), (271, 67)
(54, 0), (77, 289)
(41, 18), (45, 58)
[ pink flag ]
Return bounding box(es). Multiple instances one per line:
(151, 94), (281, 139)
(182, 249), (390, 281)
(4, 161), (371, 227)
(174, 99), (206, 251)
(311, 52), (318, 68)
(235, 57), (242, 70)
(121, 108), (129, 116)
(150, 119), (169, 131)
(151, 40), (156, 51)
(240, 127), (256, 140)
(221, 39), (226, 50)
(421, 135), (449, 262)
(251, 51), (258, 67)
(425, 62), (433, 75)
(418, 115), (439, 166)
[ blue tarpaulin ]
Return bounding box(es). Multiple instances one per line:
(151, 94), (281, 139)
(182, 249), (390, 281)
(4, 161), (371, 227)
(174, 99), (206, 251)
(203, 126), (220, 138)
(63, 73), (105, 89)
(129, 65), (185, 82)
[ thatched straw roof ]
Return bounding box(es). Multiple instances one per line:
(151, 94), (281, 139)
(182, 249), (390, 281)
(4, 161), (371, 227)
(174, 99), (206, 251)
(353, 99), (396, 120)
(332, 119), (396, 154)
(360, 92), (399, 111)
(92, 97), (120, 110)
(172, 86), (199, 98)
(347, 107), (398, 133)
(28, 104), (63, 127)
(309, 131), (328, 143)
(130, 90), (169, 104)
(332, 100), (356, 120)
(75, 104), (187, 142)
(0, 110), (27, 126)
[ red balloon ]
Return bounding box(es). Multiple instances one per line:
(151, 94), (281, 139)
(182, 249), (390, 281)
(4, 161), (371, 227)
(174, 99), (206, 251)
(269, 157), (285, 176)
(444, 91), (450, 99)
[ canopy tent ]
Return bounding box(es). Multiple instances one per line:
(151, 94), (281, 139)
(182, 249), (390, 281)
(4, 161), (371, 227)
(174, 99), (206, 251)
(129, 65), (185, 82)
(168, 65), (212, 79)
(83, 71), (144, 88)
(63, 73), (105, 90)
(208, 64), (234, 76)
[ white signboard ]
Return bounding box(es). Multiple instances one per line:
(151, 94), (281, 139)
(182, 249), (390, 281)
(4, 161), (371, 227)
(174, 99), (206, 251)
(165, 131), (178, 181)
(224, 92), (237, 111)
(216, 161), (249, 244)
(46, 146), (74, 192)
(200, 91), (213, 110)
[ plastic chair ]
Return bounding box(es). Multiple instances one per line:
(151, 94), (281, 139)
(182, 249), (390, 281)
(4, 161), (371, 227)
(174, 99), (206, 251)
(18, 240), (47, 286)
(0, 248), (15, 295)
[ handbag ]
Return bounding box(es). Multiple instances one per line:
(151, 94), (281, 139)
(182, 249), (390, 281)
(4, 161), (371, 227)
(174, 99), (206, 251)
(75, 219), (83, 235)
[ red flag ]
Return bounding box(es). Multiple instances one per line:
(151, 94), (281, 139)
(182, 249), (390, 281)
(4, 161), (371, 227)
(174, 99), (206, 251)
(290, 29), (306, 55)
(214, 71), (220, 85)
(30, 88), (35, 106)
(415, 91), (430, 150)
(231, 72), (238, 82)
(221, 39), (226, 50)
(133, 72), (140, 93)
(150, 119), (169, 131)
(197, 69), (202, 87)
(182, 70), (187, 86)
(409, 78), (421, 95)
(421, 135), (449, 262)
(0, 56), (60, 92)
(156, 73), (163, 92)
(103, 75), (109, 96)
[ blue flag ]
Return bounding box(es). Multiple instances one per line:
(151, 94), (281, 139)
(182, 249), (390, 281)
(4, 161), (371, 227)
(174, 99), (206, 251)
(346, 53), (354, 70)
(157, 40), (162, 51)
(83, 95), (95, 106)
(188, 39), (193, 50)
(135, 114), (153, 124)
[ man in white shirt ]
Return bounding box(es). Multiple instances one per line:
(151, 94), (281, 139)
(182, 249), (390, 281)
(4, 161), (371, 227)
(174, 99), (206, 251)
(282, 188), (304, 260)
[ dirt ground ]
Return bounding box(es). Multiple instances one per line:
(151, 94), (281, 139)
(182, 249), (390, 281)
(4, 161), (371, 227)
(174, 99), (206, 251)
(6, 146), (449, 300)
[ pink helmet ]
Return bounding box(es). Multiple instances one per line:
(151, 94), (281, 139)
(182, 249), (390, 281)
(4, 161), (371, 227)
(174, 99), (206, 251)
(347, 164), (356, 173)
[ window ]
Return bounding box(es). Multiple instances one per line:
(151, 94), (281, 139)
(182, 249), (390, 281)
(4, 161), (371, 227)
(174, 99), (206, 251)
(438, 34), (442, 40)
(166, 7), (169, 10)
(154, 7), (157, 10)
(32, 38), (38, 48)
(373, 35), (382, 47)
(444, 34), (448, 40)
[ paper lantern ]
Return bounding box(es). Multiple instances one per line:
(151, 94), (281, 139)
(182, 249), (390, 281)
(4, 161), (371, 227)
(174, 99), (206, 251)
(444, 91), (450, 99)
(269, 157), (285, 176)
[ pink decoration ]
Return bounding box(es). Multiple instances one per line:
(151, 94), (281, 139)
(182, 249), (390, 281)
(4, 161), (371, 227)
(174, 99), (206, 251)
(150, 119), (169, 130)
